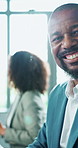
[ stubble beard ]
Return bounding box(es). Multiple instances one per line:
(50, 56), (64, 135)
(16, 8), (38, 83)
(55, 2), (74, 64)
(59, 59), (78, 79)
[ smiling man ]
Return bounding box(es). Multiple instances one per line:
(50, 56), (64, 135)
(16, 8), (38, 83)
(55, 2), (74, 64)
(48, 4), (78, 82)
(27, 3), (78, 148)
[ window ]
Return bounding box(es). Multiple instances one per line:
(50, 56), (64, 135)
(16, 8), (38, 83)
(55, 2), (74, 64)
(1, 0), (78, 109)
(0, 0), (7, 11)
(10, 14), (48, 61)
(57, 66), (70, 84)
(10, 14), (48, 104)
(0, 15), (7, 108)
(0, 0), (49, 108)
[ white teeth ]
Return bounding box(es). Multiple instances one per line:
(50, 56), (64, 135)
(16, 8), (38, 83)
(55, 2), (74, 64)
(66, 53), (78, 59)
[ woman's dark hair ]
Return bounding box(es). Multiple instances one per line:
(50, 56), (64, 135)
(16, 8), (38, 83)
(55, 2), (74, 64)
(8, 51), (49, 94)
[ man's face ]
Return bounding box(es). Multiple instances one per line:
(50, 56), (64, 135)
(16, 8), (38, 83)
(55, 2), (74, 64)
(49, 8), (78, 79)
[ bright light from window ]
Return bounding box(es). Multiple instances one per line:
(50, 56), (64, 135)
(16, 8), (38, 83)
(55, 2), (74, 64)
(0, 0), (7, 12)
(57, 66), (70, 84)
(10, 14), (48, 61)
(10, 0), (78, 11)
(0, 15), (7, 108)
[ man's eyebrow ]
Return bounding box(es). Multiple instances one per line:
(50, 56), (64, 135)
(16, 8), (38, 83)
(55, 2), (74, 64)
(50, 32), (60, 38)
(70, 24), (78, 29)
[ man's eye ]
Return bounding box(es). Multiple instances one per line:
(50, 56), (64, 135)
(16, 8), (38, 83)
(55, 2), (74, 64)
(52, 36), (63, 42)
(71, 30), (78, 36)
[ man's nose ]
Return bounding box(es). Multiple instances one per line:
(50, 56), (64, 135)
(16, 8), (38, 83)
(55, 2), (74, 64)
(61, 34), (77, 49)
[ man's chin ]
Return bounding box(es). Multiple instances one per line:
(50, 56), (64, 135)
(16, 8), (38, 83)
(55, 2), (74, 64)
(64, 69), (78, 79)
(60, 60), (78, 79)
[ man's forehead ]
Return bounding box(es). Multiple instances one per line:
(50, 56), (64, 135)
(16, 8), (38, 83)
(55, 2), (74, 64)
(48, 8), (78, 33)
(52, 9), (78, 22)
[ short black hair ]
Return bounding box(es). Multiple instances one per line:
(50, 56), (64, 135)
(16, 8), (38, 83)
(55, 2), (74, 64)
(8, 51), (49, 94)
(48, 3), (78, 34)
(53, 3), (78, 15)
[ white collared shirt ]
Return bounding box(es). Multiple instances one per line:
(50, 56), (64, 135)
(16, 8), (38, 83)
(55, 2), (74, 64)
(60, 80), (78, 148)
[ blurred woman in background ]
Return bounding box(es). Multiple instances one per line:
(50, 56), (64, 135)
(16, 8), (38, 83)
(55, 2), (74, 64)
(0, 51), (50, 148)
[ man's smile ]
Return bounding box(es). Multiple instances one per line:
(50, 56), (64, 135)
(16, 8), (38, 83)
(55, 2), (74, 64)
(62, 51), (78, 64)
(65, 52), (78, 59)
(58, 50), (78, 62)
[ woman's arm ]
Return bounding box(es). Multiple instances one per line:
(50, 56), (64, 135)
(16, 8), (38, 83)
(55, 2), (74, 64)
(4, 91), (46, 146)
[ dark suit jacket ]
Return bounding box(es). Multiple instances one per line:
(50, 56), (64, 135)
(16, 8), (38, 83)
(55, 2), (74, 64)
(27, 82), (78, 148)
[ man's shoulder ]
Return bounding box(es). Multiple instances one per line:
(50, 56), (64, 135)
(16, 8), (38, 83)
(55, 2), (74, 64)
(50, 81), (67, 94)
(49, 81), (68, 101)
(48, 82), (68, 110)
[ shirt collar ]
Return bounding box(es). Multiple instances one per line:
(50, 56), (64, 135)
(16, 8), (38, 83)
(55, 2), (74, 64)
(65, 79), (78, 99)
